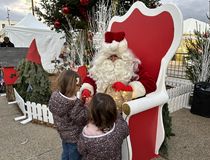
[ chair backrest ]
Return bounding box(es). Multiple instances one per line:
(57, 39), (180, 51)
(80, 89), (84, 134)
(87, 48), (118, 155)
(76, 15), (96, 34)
(107, 2), (182, 90)
(107, 3), (183, 159)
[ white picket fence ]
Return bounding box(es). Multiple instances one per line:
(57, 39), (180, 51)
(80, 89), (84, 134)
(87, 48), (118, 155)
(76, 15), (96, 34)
(12, 78), (193, 124)
(12, 89), (27, 122)
(13, 89), (54, 125)
(167, 84), (193, 113)
(166, 76), (192, 87)
(166, 77), (193, 113)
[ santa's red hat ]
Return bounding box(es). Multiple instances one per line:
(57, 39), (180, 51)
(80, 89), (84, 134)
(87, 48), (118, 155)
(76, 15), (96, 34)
(26, 39), (42, 64)
(103, 31), (128, 54)
(105, 32), (125, 43)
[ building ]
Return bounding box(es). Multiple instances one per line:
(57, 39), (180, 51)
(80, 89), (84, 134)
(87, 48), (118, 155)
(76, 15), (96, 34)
(0, 20), (17, 42)
(0, 20), (17, 31)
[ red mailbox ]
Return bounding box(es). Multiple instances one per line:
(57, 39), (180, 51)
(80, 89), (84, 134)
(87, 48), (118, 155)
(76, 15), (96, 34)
(2, 67), (18, 85)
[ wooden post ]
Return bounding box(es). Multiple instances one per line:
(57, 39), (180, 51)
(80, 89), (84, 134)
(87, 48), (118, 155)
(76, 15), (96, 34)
(6, 85), (15, 102)
(2, 66), (18, 102)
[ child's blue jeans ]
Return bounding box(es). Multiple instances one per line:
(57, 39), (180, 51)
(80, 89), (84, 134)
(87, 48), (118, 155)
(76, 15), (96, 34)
(61, 141), (81, 160)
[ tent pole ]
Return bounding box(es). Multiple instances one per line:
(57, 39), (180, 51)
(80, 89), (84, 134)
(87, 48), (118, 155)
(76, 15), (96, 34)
(7, 8), (11, 25)
(31, 0), (35, 16)
(209, 0), (210, 25)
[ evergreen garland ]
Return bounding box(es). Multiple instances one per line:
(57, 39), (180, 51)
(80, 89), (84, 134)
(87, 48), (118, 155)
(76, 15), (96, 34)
(159, 103), (174, 157)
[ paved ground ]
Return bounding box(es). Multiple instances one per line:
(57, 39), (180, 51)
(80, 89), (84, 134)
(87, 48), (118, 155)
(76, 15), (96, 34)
(167, 108), (210, 160)
(155, 108), (210, 160)
(1, 95), (210, 160)
(0, 96), (61, 160)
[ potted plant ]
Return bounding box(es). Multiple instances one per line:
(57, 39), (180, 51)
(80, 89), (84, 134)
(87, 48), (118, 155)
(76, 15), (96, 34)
(185, 30), (210, 117)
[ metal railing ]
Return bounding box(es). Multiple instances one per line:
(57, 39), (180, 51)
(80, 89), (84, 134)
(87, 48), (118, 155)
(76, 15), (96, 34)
(167, 52), (189, 79)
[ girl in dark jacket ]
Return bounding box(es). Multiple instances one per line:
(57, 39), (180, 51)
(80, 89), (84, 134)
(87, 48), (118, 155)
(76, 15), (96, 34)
(49, 70), (88, 160)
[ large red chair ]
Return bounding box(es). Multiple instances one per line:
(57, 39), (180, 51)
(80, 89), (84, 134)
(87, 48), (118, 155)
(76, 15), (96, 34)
(107, 2), (182, 160)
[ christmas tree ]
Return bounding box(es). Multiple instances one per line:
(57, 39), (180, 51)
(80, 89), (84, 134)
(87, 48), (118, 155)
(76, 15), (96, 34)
(116, 0), (161, 15)
(35, 0), (100, 66)
(35, 0), (160, 31)
(35, 0), (161, 66)
(185, 30), (210, 83)
(36, 0), (100, 31)
(15, 39), (51, 105)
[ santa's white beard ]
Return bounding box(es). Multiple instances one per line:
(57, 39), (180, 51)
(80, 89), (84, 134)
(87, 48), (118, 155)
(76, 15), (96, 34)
(89, 59), (136, 93)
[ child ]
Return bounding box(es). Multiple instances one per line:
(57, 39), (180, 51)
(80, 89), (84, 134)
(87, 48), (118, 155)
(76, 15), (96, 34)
(49, 70), (88, 160)
(77, 93), (129, 160)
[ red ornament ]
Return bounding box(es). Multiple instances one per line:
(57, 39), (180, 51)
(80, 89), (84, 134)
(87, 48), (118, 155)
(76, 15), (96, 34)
(62, 6), (70, 15)
(54, 20), (61, 29)
(80, 0), (90, 6)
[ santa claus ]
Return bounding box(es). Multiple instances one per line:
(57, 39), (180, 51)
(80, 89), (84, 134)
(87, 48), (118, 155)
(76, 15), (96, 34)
(80, 31), (156, 103)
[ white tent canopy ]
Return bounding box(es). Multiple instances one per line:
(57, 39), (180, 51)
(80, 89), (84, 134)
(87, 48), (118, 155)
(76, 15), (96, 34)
(2, 14), (65, 71)
(183, 18), (209, 35)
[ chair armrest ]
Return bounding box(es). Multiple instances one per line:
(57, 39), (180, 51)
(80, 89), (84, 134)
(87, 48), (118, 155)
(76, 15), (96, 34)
(122, 90), (169, 116)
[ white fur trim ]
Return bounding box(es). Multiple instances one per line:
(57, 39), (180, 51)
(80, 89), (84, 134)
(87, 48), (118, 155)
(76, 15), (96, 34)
(129, 81), (146, 99)
(110, 40), (119, 51)
(102, 41), (119, 53)
(80, 83), (94, 96)
(101, 38), (128, 57)
(118, 39), (128, 53)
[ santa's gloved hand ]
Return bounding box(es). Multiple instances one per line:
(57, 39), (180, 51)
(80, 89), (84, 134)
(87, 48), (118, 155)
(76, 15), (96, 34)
(112, 82), (126, 91)
(112, 82), (133, 92)
(81, 89), (92, 106)
(81, 89), (91, 99)
(124, 85), (133, 91)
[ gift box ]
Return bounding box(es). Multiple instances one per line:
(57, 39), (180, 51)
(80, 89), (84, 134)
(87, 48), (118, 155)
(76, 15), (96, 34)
(105, 85), (132, 112)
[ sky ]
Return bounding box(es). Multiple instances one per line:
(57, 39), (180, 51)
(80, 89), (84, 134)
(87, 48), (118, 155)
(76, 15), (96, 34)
(161, 0), (209, 23)
(0, 0), (38, 21)
(0, 0), (209, 23)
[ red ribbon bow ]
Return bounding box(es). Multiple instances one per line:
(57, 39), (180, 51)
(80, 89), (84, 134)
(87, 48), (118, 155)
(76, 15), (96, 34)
(105, 32), (125, 43)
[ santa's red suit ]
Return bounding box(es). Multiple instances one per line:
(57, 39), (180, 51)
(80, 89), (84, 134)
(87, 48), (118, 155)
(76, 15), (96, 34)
(80, 32), (156, 100)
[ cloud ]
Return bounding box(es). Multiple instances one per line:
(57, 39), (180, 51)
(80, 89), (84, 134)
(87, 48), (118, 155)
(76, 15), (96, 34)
(0, 0), (17, 5)
(161, 0), (209, 23)
(0, 8), (25, 21)
(0, 0), (31, 21)
(0, 0), (209, 23)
